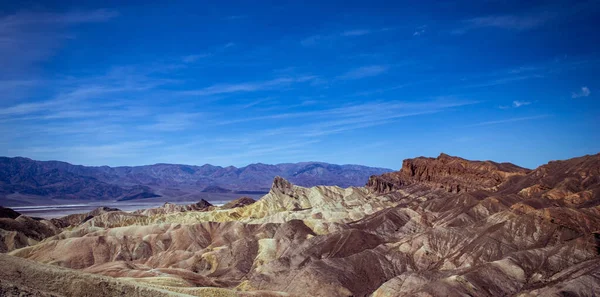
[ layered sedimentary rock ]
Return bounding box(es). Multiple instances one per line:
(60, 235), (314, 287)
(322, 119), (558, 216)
(50, 206), (121, 228)
(221, 197), (256, 209)
(2, 153), (600, 297)
(134, 200), (214, 216)
(0, 207), (59, 253)
(367, 153), (530, 194)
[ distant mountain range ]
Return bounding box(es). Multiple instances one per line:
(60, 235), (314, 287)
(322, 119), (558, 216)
(0, 157), (392, 205)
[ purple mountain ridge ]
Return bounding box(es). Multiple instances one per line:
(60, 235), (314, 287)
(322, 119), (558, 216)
(0, 157), (392, 205)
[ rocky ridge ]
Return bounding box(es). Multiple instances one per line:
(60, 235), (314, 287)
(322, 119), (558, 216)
(133, 200), (215, 216)
(367, 153), (530, 194)
(221, 197), (256, 209)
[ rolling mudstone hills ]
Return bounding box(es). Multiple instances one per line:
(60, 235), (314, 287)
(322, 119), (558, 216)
(0, 153), (600, 296)
(0, 157), (392, 205)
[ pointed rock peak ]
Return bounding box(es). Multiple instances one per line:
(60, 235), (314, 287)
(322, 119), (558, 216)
(271, 176), (293, 192)
(0, 206), (21, 219)
(437, 153), (453, 159)
(195, 199), (213, 208)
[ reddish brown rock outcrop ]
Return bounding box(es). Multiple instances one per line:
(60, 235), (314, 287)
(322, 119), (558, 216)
(221, 197), (256, 209)
(367, 153), (530, 194)
(502, 153), (600, 206)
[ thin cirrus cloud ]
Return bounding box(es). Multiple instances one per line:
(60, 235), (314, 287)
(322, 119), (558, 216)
(17, 140), (161, 161)
(201, 139), (321, 165)
(179, 42), (237, 64)
(467, 14), (549, 30)
(212, 97), (478, 129)
(337, 65), (389, 80)
(512, 100), (531, 107)
(0, 65), (173, 128)
(0, 9), (119, 71)
(572, 86), (590, 98)
(341, 29), (372, 37)
(461, 74), (544, 89)
(0, 9), (118, 26)
(453, 13), (551, 35)
(498, 100), (532, 109)
(139, 112), (204, 132)
(0, 85), (151, 119)
(182, 54), (211, 63)
(180, 76), (316, 96)
(301, 28), (386, 46)
(468, 115), (549, 127)
(193, 97), (478, 164)
(413, 25), (426, 36)
(0, 80), (41, 91)
(0, 86), (120, 117)
(12, 120), (125, 136)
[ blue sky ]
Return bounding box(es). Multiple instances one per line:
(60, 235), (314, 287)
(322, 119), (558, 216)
(0, 0), (598, 169)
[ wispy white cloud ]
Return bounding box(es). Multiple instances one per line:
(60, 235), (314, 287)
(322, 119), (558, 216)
(512, 100), (531, 107)
(498, 100), (531, 110)
(0, 64), (174, 127)
(0, 80), (45, 104)
(337, 65), (389, 80)
(462, 74), (544, 88)
(301, 28), (388, 46)
(351, 78), (431, 97)
(453, 13), (551, 35)
(213, 98), (479, 134)
(0, 9), (118, 73)
(0, 98), (66, 117)
(238, 97), (275, 109)
(468, 115), (549, 127)
(17, 140), (161, 162)
(413, 25), (426, 36)
(467, 14), (549, 30)
(181, 76), (315, 96)
(139, 112), (204, 132)
(0, 85), (147, 118)
(182, 54), (211, 63)
(341, 29), (371, 37)
(0, 86), (117, 117)
(0, 79), (42, 91)
(0, 9), (118, 27)
(201, 139), (321, 164)
(456, 58), (600, 92)
(572, 86), (590, 98)
(301, 34), (326, 47)
(14, 120), (126, 136)
(298, 110), (441, 137)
